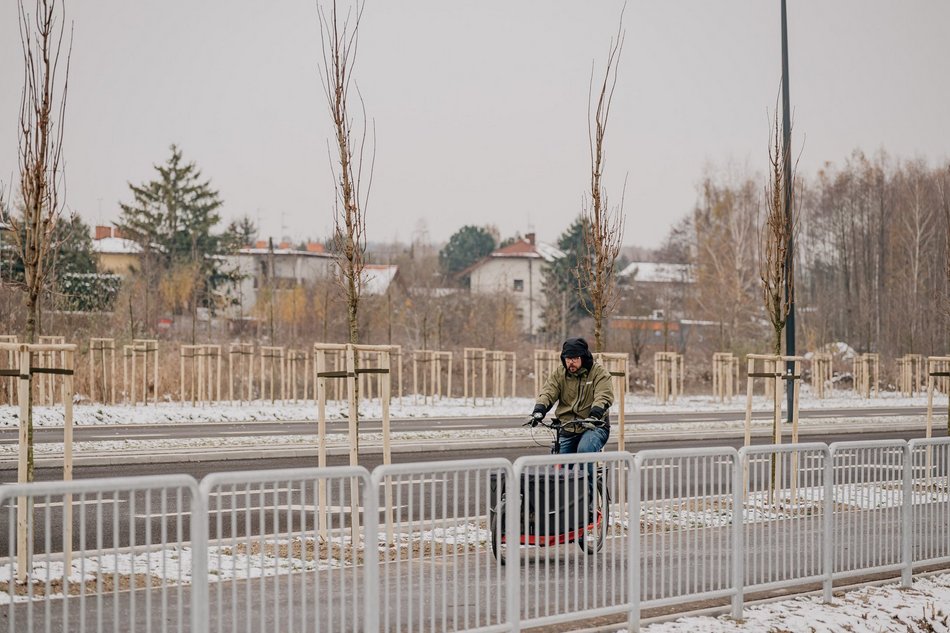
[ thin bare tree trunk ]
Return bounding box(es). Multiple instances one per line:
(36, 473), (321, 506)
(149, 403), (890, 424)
(762, 106), (796, 355)
(10, 0), (72, 485)
(580, 9), (626, 352)
(762, 102), (798, 495)
(318, 0), (374, 449)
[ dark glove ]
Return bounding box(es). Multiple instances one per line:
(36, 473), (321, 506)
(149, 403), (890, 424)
(589, 406), (605, 421)
(531, 404), (546, 427)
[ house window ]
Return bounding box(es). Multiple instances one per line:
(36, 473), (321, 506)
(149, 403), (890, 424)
(513, 279), (524, 292)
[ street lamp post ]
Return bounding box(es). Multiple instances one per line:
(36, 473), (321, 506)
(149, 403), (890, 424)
(781, 0), (796, 422)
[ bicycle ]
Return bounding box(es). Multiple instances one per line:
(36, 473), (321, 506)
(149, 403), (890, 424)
(489, 417), (609, 564)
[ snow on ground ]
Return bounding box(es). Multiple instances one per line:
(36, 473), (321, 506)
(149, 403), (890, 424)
(0, 388), (937, 458)
(639, 573), (950, 632)
(0, 387), (938, 429)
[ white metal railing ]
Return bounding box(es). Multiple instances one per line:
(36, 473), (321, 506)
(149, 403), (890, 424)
(908, 439), (950, 568)
(633, 447), (741, 617)
(370, 458), (515, 633)
(0, 438), (948, 632)
(0, 474), (201, 633)
(513, 452), (635, 631)
(829, 440), (908, 583)
(198, 466), (373, 633)
(738, 443), (833, 602)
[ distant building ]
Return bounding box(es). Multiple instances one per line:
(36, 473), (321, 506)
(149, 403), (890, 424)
(361, 263), (399, 295)
(224, 240), (336, 313)
(462, 233), (563, 335)
(93, 225), (142, 275)
(612, 263), (708, 353)
(617, 261), (693, 285)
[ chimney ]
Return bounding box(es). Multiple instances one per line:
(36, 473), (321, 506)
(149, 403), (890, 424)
(526, 232), (536, 246)
(94, 225), (112, 240)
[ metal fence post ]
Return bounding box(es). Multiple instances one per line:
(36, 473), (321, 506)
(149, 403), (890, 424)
(732, 447), (746, 619)
(822, 446), (833, 603)
(630, 454), (643, 631)
(190, 482), (209, 633)
(901, 442), (914, 588)
(506, 466), (521, 633)
(362, 471), (380, 633)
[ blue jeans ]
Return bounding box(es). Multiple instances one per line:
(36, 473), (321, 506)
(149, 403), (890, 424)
(557, 425), (609, 455)
(556, 425), (609, 506)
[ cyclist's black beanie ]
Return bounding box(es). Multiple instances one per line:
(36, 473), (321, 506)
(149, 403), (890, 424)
(560, 337), (593, 370)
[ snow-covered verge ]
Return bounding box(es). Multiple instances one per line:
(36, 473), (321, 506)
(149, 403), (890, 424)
(0, 415), (931, 460)
(0, 388), (938, 428)
(0, 389), (935, 460)
(641, 574), (950, 632)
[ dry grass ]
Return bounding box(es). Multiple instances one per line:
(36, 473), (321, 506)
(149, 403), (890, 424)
(0, 573), (169, 597)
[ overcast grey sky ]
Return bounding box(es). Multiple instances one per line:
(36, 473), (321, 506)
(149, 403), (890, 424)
(2, 1), (948, 251)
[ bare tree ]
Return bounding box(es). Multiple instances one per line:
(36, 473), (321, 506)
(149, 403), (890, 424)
(693, 174), (762, 351)
(895, 161), (936, 351)
(8, 0), (72, 487)
(946, 172), (950, 324)
(939, 165), (950, 323)
(761, 107), (797, 356)
(10, 0), (72, 345)
(580, 9), (626, 353)
(318, 0), (374, 351)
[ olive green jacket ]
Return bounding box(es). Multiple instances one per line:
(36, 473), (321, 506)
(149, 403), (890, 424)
(535, 362), (614, 434)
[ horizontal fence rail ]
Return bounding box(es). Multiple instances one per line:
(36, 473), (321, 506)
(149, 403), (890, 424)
(1, 438), (949, 632)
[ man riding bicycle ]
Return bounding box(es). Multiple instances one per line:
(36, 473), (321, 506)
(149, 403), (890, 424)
(530, 337), (614, 455)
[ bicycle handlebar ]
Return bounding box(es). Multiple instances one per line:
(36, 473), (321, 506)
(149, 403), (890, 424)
(523, 417), (605, 431)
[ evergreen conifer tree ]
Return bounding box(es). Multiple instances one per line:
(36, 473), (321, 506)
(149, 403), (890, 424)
(117, 145), (231, 332)
(541, 216), (593, 338)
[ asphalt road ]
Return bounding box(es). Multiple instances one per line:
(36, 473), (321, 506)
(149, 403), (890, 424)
(15, 424), (945, 482)
(0, 405), (944, 446)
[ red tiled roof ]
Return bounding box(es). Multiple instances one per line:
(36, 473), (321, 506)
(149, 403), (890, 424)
(492, 239), (540, 257)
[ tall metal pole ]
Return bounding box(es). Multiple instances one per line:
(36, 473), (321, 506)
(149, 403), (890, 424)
(781, 0), (796, 422)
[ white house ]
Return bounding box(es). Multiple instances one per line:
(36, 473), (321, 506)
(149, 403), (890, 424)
(225, 242), (399, 315)
(361, 264), (399, 295)
(224, 241), (336, 314)
(464, 233), (563, 335)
